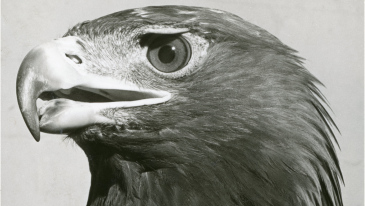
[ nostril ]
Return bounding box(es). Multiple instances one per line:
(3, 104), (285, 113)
(65, 54), (82, 64)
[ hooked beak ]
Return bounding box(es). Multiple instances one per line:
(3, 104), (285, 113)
(16, 36), (171, 142)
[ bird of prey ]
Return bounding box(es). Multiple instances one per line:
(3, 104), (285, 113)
(16, 5), (343, 206)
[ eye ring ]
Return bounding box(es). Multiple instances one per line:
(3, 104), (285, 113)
(147, 35), (191, 73)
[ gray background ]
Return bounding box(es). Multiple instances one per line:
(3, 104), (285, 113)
(2, 0), (363, 205)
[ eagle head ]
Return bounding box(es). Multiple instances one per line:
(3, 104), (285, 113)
(16, 6), (342, 206)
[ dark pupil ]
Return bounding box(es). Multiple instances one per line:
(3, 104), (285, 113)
(158, 45), (176, 63)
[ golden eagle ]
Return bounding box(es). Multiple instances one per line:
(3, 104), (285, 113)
(16, 6), (343, 206)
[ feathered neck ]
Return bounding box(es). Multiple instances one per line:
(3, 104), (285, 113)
(71, 120), (342, 206)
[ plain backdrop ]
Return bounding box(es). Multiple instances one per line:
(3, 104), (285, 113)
(2, 0), (363, 205)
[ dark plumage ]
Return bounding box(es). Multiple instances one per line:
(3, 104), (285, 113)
(16, 6), (342, 206)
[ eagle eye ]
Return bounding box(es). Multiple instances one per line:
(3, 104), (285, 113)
(147, 35), (191, 73)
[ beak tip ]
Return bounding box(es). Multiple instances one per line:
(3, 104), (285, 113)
(32, 131), (41, 142)
(19, 109), (41, 142)
(26, 121), (41, 142)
